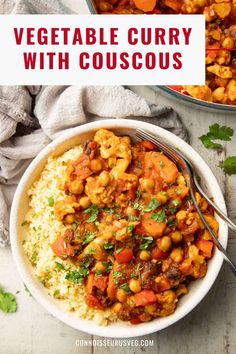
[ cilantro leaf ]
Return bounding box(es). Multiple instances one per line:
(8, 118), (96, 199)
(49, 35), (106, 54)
(127, 224), (135, 233)
(0, 288), (17, 313)
(65, 268), (89, 283)
(199, 124), (234, 149)
(209, 124), (234, 141)
(136, 191), (141, 200)
(151, 209), (167, 223)
(103, 241), (114, 250)
(199, 135), (223, 149)
(144, 198), (160, 212)
(47, 196), (54, 207)
(82, 232), (96, 245)
(219, 156), (236, 175)
(119, 283), (131, 293)
(139, 236), (153, 250)
(83, 205), (99, 223)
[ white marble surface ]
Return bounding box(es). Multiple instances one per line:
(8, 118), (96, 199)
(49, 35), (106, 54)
(1, 1), (236, 354)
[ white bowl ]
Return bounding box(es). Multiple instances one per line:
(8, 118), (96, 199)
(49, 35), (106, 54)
(10, 119), (228, 338)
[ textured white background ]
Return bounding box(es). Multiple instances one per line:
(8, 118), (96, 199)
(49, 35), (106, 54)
(1, 1), (236, 354)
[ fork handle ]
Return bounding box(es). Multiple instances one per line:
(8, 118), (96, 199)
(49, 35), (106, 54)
(193, 175), (236, 232)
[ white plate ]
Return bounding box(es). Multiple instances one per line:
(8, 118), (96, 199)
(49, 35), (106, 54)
(10, 119), (228, 338)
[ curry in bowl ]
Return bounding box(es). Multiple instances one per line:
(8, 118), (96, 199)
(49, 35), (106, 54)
(22, 129), (218, 325)
(94, 0), (236, 105)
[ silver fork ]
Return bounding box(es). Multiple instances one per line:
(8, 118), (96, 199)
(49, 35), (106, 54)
(136, 128), (236, 276)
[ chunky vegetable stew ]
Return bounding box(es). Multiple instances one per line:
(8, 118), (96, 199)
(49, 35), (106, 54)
(51, 129), (218, 324)
(95, 0), (236, 105)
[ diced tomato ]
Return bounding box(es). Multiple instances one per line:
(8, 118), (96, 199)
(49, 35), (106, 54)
(93, 275), (108, 292)
(196, 240), (214, 258)
(133, 290), (157, 307)
(51, 236), (75, 259)
(168, 85), (183, 92)
(130, 317), (142, 325)
(86, 294), (103, 309)
(140, 140), (157, 151)
(115, 249), (133, 264)
(135, 223), (146, 236)
(152, 246), (168, 261)
(128, 188), (136, 201)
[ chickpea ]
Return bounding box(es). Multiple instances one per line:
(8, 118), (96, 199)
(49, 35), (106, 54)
(159, 236), (172, 252)
(129, 279), (141, 293)
(222, 37), (235, 50)
(125, 206), (137, 217)
(139, 250), (151, 261)
(116, 288), (128, 303)
(170, 248), (184, 263)
(176, 210), (187, 221)
(64, 214), (75, 224)
(140, 178), (154, 192)
(94, 261), (106, 272)
(157, 191), (168, 205)
(69, 179), (84, 195)
(79, 196), (91, 209)
(98, 171), (110, 187)
(98, 1), (113, 12)
(170, 231), (183, 244)
(113, 302), (122, 314)
(90, 159), (102, 173)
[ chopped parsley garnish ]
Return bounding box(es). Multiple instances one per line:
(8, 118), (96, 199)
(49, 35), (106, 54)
(84, 205), (99, 223)
(103, 241), (114, 250)
(0, 288), (17, 313)
(136, 191), (142, 200)
(169, 207), (177, 214)
(95, 270), (103, 276)
(55, 262), (65, 271)
(139, 236), (154, 250)
(167, 217), (176, 228)
(127, 224), (135, 233)
(219, 156), (236, 175)
(199, 123), (234, 149)
(82, 232), (96, 245)
(128, 215), (140, 221)
(65, 268), (89, 283)
(21, 220), (28, 226)
(47, 196), (54, 207)
(87, 248), (96, 255)
(159, 160), (165, 168)
(172, 199), (180, 207)
(132, 202), (142, 211)
(151, 209), (167, 223)
(144, 198), (160, 212)
(175, 189), (183, 195)
(113, 271), (123, 283)
(102, 261), (113, 272)
(119, 283), (131, 293)
(103, 207), (114, 215)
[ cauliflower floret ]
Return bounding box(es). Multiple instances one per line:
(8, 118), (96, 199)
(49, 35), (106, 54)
(207, 63), (233, 78)
(54, 196), (79, 221)
(212, 87), (227, 103)
(182, 85), (213, 101)
(94, 129), (132, 179)
(226, 79), (236, 101)
(85, 174), (116, 208)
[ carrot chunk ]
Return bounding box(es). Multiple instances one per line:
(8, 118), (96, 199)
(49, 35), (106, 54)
(197, 240), (214, 258)
(133, 0), (156, 12)
(133, 290), (157, 307)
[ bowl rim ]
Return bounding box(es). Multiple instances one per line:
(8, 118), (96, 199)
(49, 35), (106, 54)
(10, 119), (228, 338)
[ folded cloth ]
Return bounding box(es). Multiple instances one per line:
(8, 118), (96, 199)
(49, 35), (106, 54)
(0, 0), (189, 247)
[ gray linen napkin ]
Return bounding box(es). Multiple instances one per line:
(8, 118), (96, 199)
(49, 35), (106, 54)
(0, 1), (188, 247)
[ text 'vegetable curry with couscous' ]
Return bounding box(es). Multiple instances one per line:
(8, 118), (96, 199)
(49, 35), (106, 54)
(22, 129), (218, 325)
